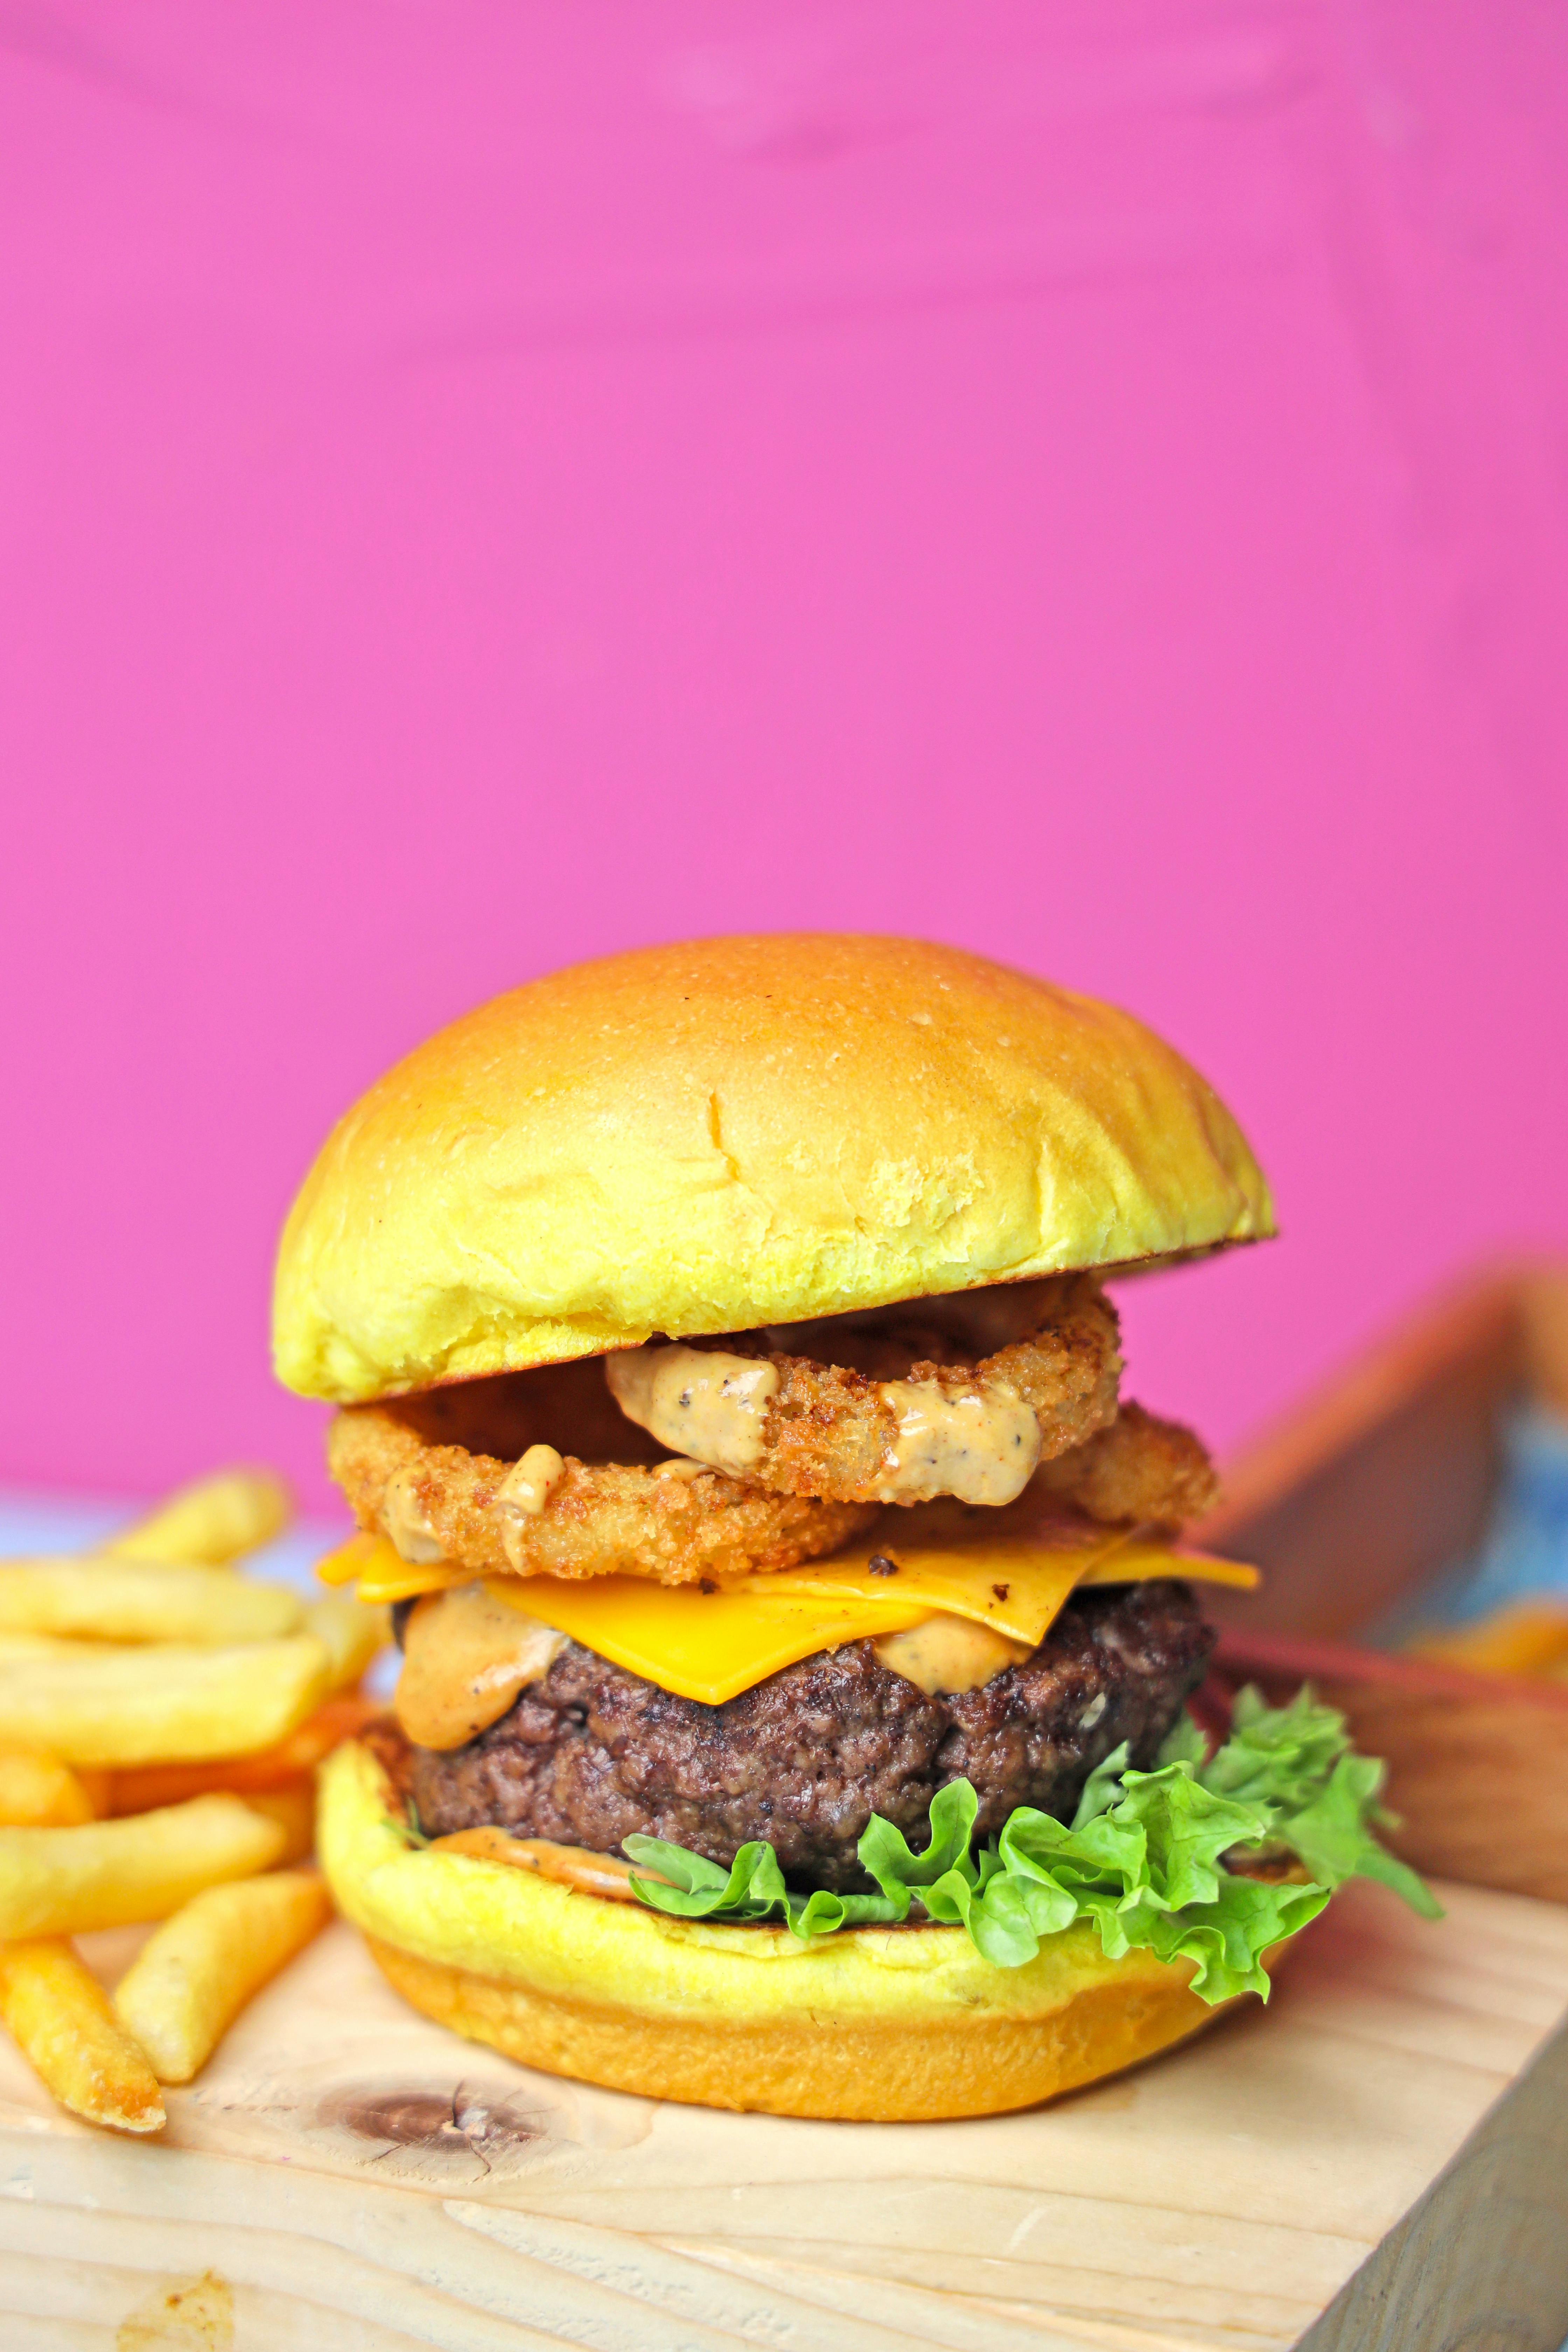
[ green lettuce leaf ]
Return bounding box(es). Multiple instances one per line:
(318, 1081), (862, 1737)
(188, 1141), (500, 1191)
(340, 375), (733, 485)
(625, 1684), (1439, 1999)
(623, 1833), (909, 1935)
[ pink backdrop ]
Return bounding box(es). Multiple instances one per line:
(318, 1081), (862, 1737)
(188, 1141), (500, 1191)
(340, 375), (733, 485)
(3, 2), (1565, 1511)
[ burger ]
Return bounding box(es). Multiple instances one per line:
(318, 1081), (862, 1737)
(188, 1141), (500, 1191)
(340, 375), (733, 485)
(276, 934), (1433, 2121)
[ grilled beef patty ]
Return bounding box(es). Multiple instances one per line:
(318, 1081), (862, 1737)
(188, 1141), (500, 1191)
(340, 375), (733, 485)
(388, 1580), (1213, 1893)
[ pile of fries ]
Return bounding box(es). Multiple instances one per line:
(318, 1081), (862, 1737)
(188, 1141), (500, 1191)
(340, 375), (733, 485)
(0, 1469), (383, 2132)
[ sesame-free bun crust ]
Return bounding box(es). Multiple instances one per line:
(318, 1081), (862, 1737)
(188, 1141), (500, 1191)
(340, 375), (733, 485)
(319, 1738), (1238, 2122)
(275, 935), (1273, 1403)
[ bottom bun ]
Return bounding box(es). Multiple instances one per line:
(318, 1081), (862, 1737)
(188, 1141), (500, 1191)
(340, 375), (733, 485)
(318, 1738), (1246, 2122)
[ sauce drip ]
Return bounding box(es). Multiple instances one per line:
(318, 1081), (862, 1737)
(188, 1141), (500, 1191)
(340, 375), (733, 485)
(606, 1346), (779, 1476)
(496, 1443), (565, 1518)
(873, 1380), (1041, 1506)
(394, 1582), (566, 1750)
(494, 1445), (567, 1570)
(382, 1465), (446, 1564)
(872, 1612), (1031, 1694)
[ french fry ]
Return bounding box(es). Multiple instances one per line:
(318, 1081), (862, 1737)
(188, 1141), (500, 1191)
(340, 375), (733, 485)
(112, 1869), (330, 2085)
(0, 1939), (164, 2133)
(103, 1468), (294, 1567)
(304, 1595), (390, 1691)
(104, 1693), (378, 1815)
(0, 1796), (285, 1939)
(238, 1782), (315, 1865)
(0, 1633), (332, 1767)
(1407, 1604), (1568, 1677)
(0, 1559), (302, 1645)
(0, 1748), (107, 1827)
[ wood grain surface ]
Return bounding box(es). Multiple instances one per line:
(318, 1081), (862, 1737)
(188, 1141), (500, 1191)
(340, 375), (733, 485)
(0, 1878), (1566, 2350)
(1302, 2016), (1568, 2352)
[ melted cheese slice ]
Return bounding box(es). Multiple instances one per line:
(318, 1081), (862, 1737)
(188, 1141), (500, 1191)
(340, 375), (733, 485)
(497, 1537), (1255, 1702)
(318, 1524), (1258, 1707)
(733, 1523), (1143, 1648)
(488, 1574), (932, 1703)
(317, 1534), (471, 1606)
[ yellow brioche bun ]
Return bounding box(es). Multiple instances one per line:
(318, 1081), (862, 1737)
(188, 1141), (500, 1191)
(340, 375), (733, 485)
(274, 934), (1272, 1402)
(319, 1739), (1242, 2121)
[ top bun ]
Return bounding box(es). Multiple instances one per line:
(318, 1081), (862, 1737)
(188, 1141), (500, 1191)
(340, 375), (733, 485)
(273, 935), (1273, 1402)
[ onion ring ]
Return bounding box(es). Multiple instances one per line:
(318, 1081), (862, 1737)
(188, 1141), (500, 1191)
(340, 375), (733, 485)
(327, 1404), (877, 1587)
(1034, 1401), (1219, 1527)
(605, 1275), (1122, 1507)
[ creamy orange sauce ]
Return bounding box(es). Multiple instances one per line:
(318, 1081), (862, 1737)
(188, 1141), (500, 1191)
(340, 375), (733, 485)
(872, 1612), (1031, 1694)
(873, 1379), (1041, 1505)
(394, 1583), (566, 1750)
(494, 1444), (567, 1568)
(606, 1345), (779, 1476)
(496, 1443), (566, 1518)
(381, 1465), (447, 1564)
(429, 1823), (648, 1900)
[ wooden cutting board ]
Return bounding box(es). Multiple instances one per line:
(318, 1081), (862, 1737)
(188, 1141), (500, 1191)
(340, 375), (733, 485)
(2, 1878), (1567, 2351)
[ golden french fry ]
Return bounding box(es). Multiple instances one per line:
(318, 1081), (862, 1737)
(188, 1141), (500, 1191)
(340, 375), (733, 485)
(0, 1748), (106, 1828)
(0, 1633), (332, 1767)
(304, 1595), (390, 1691)
(0, 1938), (164, 2132)
(1407, 1604), (1568, 1678)
(0, 1795), (286, 1939)
(113, 1869), (331, 2084)
(239, 1782), (315, 1865)
(0, 1559), (302, 1646)
(103, 1468), (294, 1566)
(104, 1693), (378, 1815)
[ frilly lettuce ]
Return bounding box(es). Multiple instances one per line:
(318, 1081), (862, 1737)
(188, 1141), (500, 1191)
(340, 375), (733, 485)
(624, 1685), (1440, 2003)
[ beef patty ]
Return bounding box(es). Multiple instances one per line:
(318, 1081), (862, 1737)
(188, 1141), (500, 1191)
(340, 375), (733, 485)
(391, 1580), (1213, 1893)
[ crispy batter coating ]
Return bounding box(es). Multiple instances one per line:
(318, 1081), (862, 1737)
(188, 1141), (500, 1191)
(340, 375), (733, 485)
(325, 1287), (1213, 1588)
(1034, 1401), (1220, 1527)
(608, 1276), (1123, 1506)
(328, 1399), (876, 1587)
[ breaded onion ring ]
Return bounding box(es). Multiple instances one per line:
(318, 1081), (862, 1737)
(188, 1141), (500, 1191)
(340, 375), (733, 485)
(1032, 1401), (1220, 1528)
(328, 1403), (877, 1587)
(605, 1275), (1122, 1509)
